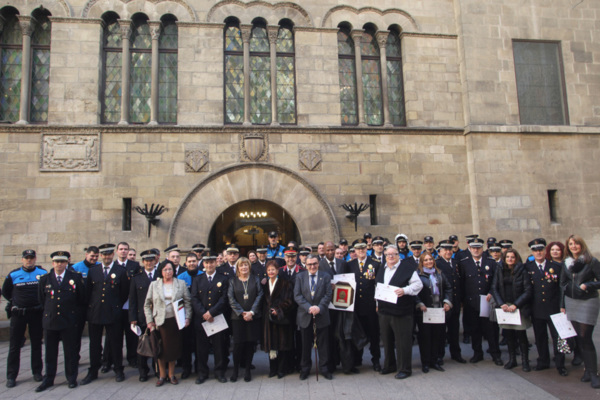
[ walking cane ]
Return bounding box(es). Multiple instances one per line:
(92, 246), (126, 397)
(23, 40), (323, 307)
(313, 314), (319, 381)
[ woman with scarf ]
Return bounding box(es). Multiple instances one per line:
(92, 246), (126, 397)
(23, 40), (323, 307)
(560, 234), (600, 388)
(416, 253), (452, 373)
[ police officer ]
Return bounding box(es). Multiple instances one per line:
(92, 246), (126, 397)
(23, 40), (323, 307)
(251, 247), (268, 281)
(191, 243), (206, 270)
(423, 236), (438, 259)
(71, 246), (100, 356)
(3, 249), (47, 388)
(35, 251), (86, 392)
(266, 231), (286, 262)
(81, 243), (129, 384)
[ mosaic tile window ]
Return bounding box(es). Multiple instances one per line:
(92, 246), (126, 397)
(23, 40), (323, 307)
(30, 14), (51, 123)
(224, 24), (244, 123)
(361, 29), (382, 126)
(102, 18), (122, 123)
(386, 32), (405, 126)
(130, 17), (151, 123)
(276, 26), (296, 124)
(0, 12), (21, 122)
(337, 29), (357, 125)
(159, 18), (177, 123)
(250, 25), (271, 124)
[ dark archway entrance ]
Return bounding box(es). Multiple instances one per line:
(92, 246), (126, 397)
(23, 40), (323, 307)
(208, 199), (300, 255)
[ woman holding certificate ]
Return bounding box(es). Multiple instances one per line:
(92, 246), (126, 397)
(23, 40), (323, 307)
(144, 260), (192, 386)
(228, 257), (263, 382)
(491, 249), (532, 371)
(560, 234), (600, 389)
(416, 253), (452, 373)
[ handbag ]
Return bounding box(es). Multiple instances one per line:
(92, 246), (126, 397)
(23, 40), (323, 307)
(137, 328), (162, 358)
(557, 338), (573, 354)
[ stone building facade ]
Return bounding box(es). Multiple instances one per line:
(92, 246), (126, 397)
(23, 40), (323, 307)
(1, 0), (599, 276)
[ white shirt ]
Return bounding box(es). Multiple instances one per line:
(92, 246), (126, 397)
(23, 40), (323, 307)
(383, 262), (400, 285)
(383, 261), (423, 296)
(269, 277), (278, 294)
(55, 270), (66, 282)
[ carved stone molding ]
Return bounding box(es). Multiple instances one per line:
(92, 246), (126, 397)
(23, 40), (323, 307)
(299, 149), (322, 171)
(40, 133), (100, 172)
(240, 132), (268, 162)
(185, 147), (209, 172)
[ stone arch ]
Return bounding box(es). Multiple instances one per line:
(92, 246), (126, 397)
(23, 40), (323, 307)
(322, 6), (419, 32)
(207, 0), (313, 27)
(16, 1), (72, 17)
(82, 0), (195, 22)
(169, 163), (338, 246)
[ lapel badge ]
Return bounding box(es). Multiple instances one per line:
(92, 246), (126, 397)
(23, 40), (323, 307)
(217, 282), (222, 287)
(36, 275), (41, 280)
(69, 279), (75, 286)
(111, 273), (116, 279)
(485, 266), (489, 271)
(549, 268), (554, 274)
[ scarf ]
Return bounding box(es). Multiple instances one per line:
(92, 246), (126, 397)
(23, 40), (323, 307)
(423, 267), (439, 295)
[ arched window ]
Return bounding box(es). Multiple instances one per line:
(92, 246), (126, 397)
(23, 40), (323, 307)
(224, 20), (243, 124)
(30, 9), (51, 122)
(276, 23), (296, 124)
(386, 30), (405, 126)
(130, 14), (151, 123)
(101, 13), (122, 123)
(0, 8), (21, 122)
(158, 15), (177, 124)
(337, 27), (357, 125)
(249, 22), (270, 124)
(361, 26), (382, 125)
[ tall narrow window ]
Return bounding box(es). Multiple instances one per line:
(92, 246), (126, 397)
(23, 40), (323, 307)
(249, 23), (271, 124)
(361, 27), (382, 125)
(101, 15), (122, 123)
(369, 194), (378, 225)
(30, 11), (51, 123)
(0, 10), (22, 122)
(224, 21), (243, 123)
(158, 17), (177, 123)
(276, 25), (295, 124)
(122, 198), (132, 231)
(130, 15), (151, 123)
(547, 190), (558, 223)
(386, 31), (405, 126)
(338, 28), (357, 125)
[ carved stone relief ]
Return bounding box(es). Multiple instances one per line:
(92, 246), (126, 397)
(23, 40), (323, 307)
(185, 147), (209, 172)
(240, 132), (268, 162)
(299, 149), (322, 171)
(40, 133), (100, 172)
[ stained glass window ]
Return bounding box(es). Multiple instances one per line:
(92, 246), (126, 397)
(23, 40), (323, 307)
(276, 26), (295, 124)
(386, 32), (405, 126)
(30, 13), (51, 123)
(159, 18), (177, 123)
(224, 24), (243, 123)
(0, 12), (22, 122)
(338, 29), (357, 125)
(102, 18), (121, 123)
(130, 16), (151, 123)
(250, 25), (271, 124)
(361, 30), (382, 125)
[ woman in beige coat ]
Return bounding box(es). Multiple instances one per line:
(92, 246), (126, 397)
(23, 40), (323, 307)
(144, 260), (192, 386)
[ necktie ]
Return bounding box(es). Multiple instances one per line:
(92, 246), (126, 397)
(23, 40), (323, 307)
(209, 275), (212, 283)
(360, 261), (364, 273)
(330, 261), (335, 273)
(475, 261), (480, 270)
(539, 264), (544, 273)
(148, 272), (152, 280)
(57, 276), (62, 285)
(310, 274), (316, 296)
(104, 267), (109, 278)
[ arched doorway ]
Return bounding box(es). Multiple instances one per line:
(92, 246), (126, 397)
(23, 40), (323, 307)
(208, 199), (300, 255)
(168, 163), (339, 251)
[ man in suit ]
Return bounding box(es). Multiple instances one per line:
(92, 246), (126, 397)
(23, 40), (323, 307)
(191, 251), (230, 384)
(458, 238), (502, 366)
(436, 240), (466, 364)
(165, 244), (185, 276)
(129, 249), (159, 382)
(278, 246), (304, 372)
(319, 241), (345, 278)
(525, 238), (567, 376)
(376, 246), (423, 380)
(217, 244), (239, 277)
(402, 240), (423, 271)
(251, 247), (268, 282)
(371, 236), (385, 264)
(81, 243), (129, 385)
(35, 251), (86, 392)
(191, 243), (206, 270)
(294, 255), (333, 380)
(71, 246), (100, 358)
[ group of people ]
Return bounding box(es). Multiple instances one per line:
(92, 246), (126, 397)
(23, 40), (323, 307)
(2, 231), (599, 392)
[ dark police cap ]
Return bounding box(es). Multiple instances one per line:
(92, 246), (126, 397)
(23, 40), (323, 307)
(468, 238), (484, 247)
(363, 232), (372, 239)
(283, 246), (297, 256)
(424, 236), (434, 243)
(164, 244), (179, 253)
(409, 240), (423, 248)
(354, 238), (368, 249)
(528, 238), (547, 250)
(372, 236), (384, 244)
(299, 246), (311, 256)
(203, 251), (218, 260)
(438, 240), (453, 249)
(487, 237), (497, 245)
(22, 249), (36, 258)
(489, 244), (501, 252)
(256, 247), (268, 253)
(191, 243), (206, 252)
(51, 251), (70, 261)
(268, 231), (279, 238)
(226, 243), (239, 253)
(339, 238), (348, 245)
(499, 239), (513, 248)
(448, 235), (458, 242)
(141, 249), (159, 260)
(99, 243), (116, 254)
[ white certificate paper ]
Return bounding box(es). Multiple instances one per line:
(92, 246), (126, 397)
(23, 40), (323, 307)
(375, 283), (400, 304)
(202, 314), (229, 337)
(551, 312), (577, 339)
(423, 308), (445, 324)
(479, 295), (491, 317)
(495, 309), (522, 325)
(172, 298), (186, 330)
(331, 273), (356, 283)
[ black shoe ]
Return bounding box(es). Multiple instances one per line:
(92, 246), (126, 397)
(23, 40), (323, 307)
(6, 379), (16, 388)
(380, 366), (397, 375)
(244, 371), (251, 382)
(432, 364), (445, 372)
(250, 364), (256, 370)
(101, 365), (111, 374)
(139, 374), (148, 382)
(504, 359), (517, 370)
(394, 372), (410, 379)
(572, 356), (583, 366)
(33, 373), (43, 382)
(181, 370), (191, 379)
(81, 372), (98, 385)
(582, 370), (591, 383)
(216, 375), (227, 383)
(277, 373), (285, 379)
(322, 372), (333, 380)
(591, 374), (600, 389)
(422, 366), (430, 373)
(372, 362), (381, 372)
(499, 337), (507, 346)
(522, 360), (531, 372)
(463, 336), (471, 344)
(452, 356), (467, 364)
(299, 371), (309, 380)
(35, 380), (53, 392)
(115, 371), (125, 382)
(535, 364), (549, 371)
(230, 374), (238, 382)
(470, 354), (484, 363)
(68, 381), (78, 389)
(557, 367), (568, 377)
(437, 358), (444, 366)
(128, 361), (138, 369)
(493, 357), (504, 366)
(195, 376), (206, 384)
(269, 371), (277, 378)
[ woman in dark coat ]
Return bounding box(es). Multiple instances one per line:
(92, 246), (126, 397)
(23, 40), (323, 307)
(261, 260), (294, 378)
(416, 253), (453, 373)
(491, 249), (532, 371)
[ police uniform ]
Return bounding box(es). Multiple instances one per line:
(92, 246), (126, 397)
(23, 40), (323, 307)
(37, 252), (86, 390)
(2, 249), (46, 386)
(177, 266), (204, 378)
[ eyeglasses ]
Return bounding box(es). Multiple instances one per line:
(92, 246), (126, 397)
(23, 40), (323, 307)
(385, 253), (399, 257)
(306, 262), (319, 267)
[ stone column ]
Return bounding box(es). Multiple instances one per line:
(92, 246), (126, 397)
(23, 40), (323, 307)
(267, 25), (279, 126)
(376, 31), (391, 127)
(351, 29), (365, 126)
(241, 24), (252, 126)
(118, 20), (132, 125)
(148, 21), (161, 125)
(16, 16), (33, 125)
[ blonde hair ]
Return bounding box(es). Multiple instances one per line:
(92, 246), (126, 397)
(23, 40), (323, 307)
(565, 234), (593, 264)
(235, 257), (251, 278)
